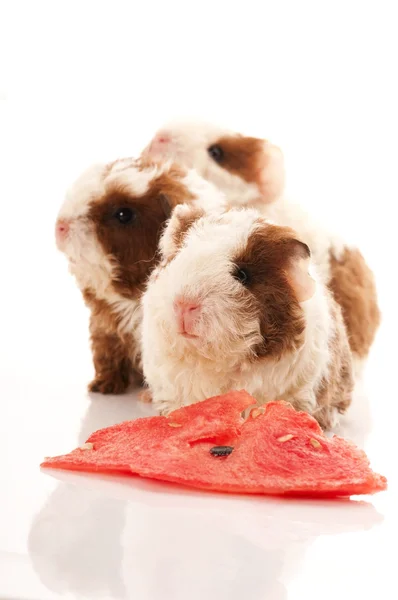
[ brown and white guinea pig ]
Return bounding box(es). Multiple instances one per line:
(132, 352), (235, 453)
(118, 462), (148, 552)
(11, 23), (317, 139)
(142, 204), (354, 430)
(144, 121), (285, 209)
(143, 121), (380, 373)
(55, 157), (226, 394)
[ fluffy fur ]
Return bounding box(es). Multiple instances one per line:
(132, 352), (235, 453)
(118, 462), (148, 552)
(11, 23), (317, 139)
(144, 121), (285, 208)
(56, 158), (226, 393)
(142, 206), (353, 429)
(144, 120), (380, 365)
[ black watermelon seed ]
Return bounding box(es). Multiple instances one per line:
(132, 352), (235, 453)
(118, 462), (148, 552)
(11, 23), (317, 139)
(210, 446), (234, 457)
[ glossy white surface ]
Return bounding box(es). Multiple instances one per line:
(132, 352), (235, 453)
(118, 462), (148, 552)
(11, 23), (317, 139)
(1, 2), (397, 599)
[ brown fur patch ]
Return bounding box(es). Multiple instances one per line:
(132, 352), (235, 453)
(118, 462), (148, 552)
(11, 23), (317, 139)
(87, 164), (194, 298)
(159, 205), (206, 263)
(329, 248), (381, 358)
(210, 135), (266, 184)
(313, 301), (354, 430)
(83, 290), (143, 394)
(234, 223), (309, 359)
(82, 162), (196, 394)
(171, 207), (204, 251)
(208, 135), (285, 204)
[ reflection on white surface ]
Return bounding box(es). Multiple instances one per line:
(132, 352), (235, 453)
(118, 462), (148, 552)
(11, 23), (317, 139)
(29, 472), (383, 600)
(28, 394), (147, 600)
(120, 494), (381, 600)
(27, 390), (384, 600)
(29, 484), (127, 599)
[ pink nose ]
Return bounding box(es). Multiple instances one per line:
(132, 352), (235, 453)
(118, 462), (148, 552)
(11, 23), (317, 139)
(156, 134), (171, 144)
(55, 219), (70, 242)
(147, 133), (171, 155)
(173, 298), (201, 336)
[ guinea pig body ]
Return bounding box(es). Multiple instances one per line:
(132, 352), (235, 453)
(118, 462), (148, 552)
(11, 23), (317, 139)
(142, 205), (354, 430)
(55, 158), (226, 394)
(144, 121), (380, 373)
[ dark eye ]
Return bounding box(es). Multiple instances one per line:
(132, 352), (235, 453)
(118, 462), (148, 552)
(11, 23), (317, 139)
(234, 266), (251, 286)
(113, 207), (136, 224)
(208, 144), (224, 163)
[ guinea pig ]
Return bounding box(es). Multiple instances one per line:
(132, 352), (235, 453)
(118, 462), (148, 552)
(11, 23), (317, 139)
(142, 204), (354, 431)
(144, 121), (285, 209)
(55, 157), (226, 395)
(143, 120), (380, 373)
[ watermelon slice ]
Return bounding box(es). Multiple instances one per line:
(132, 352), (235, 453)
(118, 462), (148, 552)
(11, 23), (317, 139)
(41, 391), (387, 498)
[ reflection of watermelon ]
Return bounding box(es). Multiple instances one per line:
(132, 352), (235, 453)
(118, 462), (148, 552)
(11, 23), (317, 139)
(42, 391), (387, 498)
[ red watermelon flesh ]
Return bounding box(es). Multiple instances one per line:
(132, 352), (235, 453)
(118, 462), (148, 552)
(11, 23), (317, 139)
(41, 391), (387, 497)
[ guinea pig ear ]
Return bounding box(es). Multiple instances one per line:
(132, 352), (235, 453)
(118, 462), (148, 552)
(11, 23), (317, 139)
(159, 203), (205, 261)
(285, 241), (316, 303)
(257, 141), (285, 204)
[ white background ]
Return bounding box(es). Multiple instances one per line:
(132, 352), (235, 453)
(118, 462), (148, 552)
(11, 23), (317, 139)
(0, 2), (397, 599)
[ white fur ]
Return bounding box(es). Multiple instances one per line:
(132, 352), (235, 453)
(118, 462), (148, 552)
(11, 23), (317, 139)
(57, 158), (225, 296)
(142, 209), (334, 417)
(55, 160), (157, 353)
(58, 159), (171, 223)
(146, 120), (263, 206)
(106, 166), (151, 197)
(145, 120), (349, 285)
(57, 161), (114, 299)
(265, 198), (348, 284)
(57, 158), (227, 371)
(57, 159), (167, 298)
(108, 295), (143, 366)
(148, 120), (231, 170)
(181, 170), (227, 213)
(59, 163), (107, 221)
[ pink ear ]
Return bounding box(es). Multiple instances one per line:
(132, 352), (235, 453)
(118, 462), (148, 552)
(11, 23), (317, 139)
(256, 141), (285, 204)
(287, 256), (316, 303)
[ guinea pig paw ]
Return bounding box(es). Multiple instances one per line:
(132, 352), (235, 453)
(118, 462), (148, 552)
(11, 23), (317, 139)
(155, 399), (180, 417)
(138, 389), (153, 404)
(314, 406), (340, 432)
(130, 369), (145, 389)
(88, 375), (129, 395)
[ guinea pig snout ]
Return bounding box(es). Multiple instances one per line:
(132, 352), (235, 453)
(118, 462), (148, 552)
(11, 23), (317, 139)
(146, 132), (172, 157)
(173, 297), (202, 337)
(55, 218), (70, 247)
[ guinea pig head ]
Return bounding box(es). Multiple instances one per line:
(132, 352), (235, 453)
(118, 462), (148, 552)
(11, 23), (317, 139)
(55, 159), (221, 301)
(143, 121), (285, 207)
(149, 205), (315, 362)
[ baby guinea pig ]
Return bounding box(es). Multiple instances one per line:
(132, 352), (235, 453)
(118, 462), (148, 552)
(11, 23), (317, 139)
(55, 157), (226, 394)
(142, 204), (354, 431)
(144, 121), (285, 209)
(144, 121), (380, 373)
